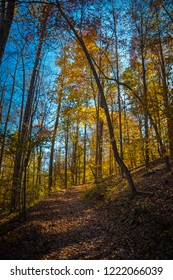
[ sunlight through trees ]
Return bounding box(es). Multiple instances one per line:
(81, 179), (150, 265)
(0, 0), (172, 218)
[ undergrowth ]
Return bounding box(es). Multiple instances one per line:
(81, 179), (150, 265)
(83, 176), (128, 205)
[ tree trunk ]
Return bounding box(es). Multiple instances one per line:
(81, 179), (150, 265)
(158, 30), (173, 159)
(112, 2), (124, 175)
(56, 1), (137, 197)
(95, 88), (103, 182)
(64, 121), (69, 188)
(83, 123), (87, 184)
(95, 51), (104, 182)
(0, 60), (18, 169)
(0, 0), (16, 64)
(48, 90), (62, 192)
(0, 82), (5, 126)
(18, 46), (26, 135)
(36, 146), (42, 189)
(140, 15), (150, 168)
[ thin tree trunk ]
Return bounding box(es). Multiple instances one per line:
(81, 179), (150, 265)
(140, 15), (150, 168)
(64, 121), (69, 189)
(21, 152), (29, 221)
(71, 121), (79, 186)
(0, 82), (5, 125)
(20, 98), (36, 220)
(36, 146), (42, 188)
(95, 90), (101, 182)
(161, 4), (173, 23)
(18, 47), (26, 135)
(71, 140), (75, 185)
(0, 61), (18, 169)
(112, 2), (124, 175)
(95, 53), (103, 182)
(98, 110), (103, 180)
(83, 123), (87, 184)
(75, 121), (79, 185)
(48, 90), (62, 192)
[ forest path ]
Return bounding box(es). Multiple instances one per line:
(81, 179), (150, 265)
(1, 168), (173, 260)
(0, 186), (122, 260)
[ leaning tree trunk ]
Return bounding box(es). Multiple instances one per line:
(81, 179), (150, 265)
(0, 0), (16, 64)
(56, 1), (137, 197)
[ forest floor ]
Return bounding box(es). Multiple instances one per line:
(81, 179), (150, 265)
(0, 158), (173, 260)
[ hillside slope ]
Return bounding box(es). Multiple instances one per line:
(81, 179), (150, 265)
(0, 159), (173, 260)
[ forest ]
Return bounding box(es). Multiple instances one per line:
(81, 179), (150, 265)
(0, 0), (173, 260)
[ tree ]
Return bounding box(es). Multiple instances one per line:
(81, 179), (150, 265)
(10, 4), (52, 213)
(0, 56), (18, 169)
(48, 79), (63, 192)
(0, 0), (16, 64)
(55, 0), (137, 197)
(111, 0), (124, 175)
(129, 0), (151, 168)
(150, 3), (173, 158)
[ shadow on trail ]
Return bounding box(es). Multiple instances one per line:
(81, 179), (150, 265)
(0, 164), (173, 260)
(0, 220), (105, 259)
(0, 187), (111, 260)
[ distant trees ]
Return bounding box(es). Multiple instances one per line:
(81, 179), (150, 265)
(55, 0), (137, 196)
(0, 0), (172, 217)
(126, 0), (173, 166)
(10, 4), (52, 213)
(0, 57), (18, 169)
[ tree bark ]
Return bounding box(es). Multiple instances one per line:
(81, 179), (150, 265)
(64, 120), (69, 188)
(0, 60), (18, 169)
(83, 123), (87, 184)
(112, 1), (124, 175)
(139, 13), (150, 168)
(158, 29), (173, 159)
(48, 90), (62, 192)
(0, 0), (16, 64)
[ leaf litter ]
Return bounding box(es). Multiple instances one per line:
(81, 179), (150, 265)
(0, 159), (173, 260)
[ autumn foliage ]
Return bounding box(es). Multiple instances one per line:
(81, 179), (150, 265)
(0, 0), (173, 260)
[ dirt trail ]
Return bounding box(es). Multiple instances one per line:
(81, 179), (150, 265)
(0, 186), (120, 260)
(0, 173), (173, 260)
